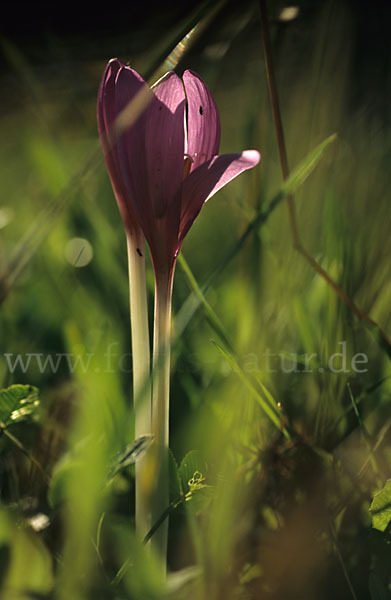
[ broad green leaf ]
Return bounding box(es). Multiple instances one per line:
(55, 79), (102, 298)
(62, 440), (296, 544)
(370, 480), (391, 532)
(0, 385), (39, 426)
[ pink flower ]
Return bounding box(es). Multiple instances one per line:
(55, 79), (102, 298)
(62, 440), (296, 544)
(98, 58), (260, 277)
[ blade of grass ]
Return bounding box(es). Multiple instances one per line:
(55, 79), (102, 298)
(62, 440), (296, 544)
(334, 374), (391, 429)
(174, 133), (338, 340)
(347, 383), (380, 479)
(145, 0), (227, 81)
(258, 0), (391, 357)
(1, 425), (49, 485)
(282, 133), (337, 195)
(177, 253), (233, 352)
(211, 340), (290, 438)
(329, 520), (359, 600)
(203, 133), (337, 292)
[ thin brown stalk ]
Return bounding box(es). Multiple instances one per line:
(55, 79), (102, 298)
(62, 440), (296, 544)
(258, 0), (391, 355)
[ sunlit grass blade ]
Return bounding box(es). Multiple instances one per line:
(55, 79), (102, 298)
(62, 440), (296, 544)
(144, 0), (227, 81)
(334, 375), (391, 429)
(174, 133), (339, 339)
(211, 340), (290, 438)
(177, 255), (288, 437)
(177, 253), (234, 352)
(203, 133), (337, 291)
(282, 133), (337, 195)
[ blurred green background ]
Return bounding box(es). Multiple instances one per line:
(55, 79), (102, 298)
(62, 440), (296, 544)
(0, 0), (390, 598)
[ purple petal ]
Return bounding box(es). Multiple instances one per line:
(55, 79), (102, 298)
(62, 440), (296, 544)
(146, 71), (186, 220)
(182, 70), (221, 172)
(179, 150), (261, 243)
(112, 63), (154, 229)
(97, 59), (125, 203)
(116, 70), (186, 269)
(97, 59), (146, 234)
(97, 58), (119, 148)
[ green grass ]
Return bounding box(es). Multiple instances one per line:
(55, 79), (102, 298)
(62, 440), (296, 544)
(0, 1), (390, 599)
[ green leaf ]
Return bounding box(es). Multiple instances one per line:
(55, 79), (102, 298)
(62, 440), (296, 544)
(370, 480), (391, 532)
(186, 479), (215, 515)
(178, 450), (207, 494)
(179, 451), (213, 513)
(0, 385), (40, 426)
(240, 563), (263, 584)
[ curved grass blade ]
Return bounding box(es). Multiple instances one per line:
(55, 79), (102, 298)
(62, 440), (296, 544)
(282, 133), (337, 196)
(144, 0), (227, 81)
(177, 254), (233, 352)
(211, 340), (290, 438)
(108, 434), (154, 480)
(203, 133), (337, 292)
(175, 133), (338, 339)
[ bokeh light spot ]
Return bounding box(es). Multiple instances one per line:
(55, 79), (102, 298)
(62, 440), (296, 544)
(65, 237), (93, 267)
(279, 6), (300, 21)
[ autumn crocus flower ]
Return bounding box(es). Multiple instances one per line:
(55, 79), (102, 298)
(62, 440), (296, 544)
(98, 58), (260, 569)
(98, 58), (260, 279)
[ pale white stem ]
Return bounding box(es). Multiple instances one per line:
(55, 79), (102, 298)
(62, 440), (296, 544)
(127, 231), (152, 540)
(150, 267), (174, 574)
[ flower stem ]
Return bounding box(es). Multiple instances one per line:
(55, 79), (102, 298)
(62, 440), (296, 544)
(127, 231), (152, 540)
(150, 266), (174, 573)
